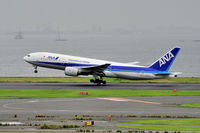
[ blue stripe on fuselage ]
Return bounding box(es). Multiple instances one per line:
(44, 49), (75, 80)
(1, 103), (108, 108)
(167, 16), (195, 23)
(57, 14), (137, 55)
(35, 61), (169, 74)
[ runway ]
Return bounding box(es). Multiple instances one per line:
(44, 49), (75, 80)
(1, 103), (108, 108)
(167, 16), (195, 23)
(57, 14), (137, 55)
(0, 83), (200, 131)
(0, 82), (200, 90)
(0, 83), (200, 117)
(0, 96), (200, 116)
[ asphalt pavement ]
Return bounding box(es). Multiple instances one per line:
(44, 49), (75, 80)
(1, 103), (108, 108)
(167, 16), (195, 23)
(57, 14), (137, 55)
(0, 83), (200, 90)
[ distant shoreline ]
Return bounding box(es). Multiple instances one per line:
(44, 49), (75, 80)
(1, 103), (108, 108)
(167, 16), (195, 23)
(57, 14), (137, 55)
(0, 77), (199, 84)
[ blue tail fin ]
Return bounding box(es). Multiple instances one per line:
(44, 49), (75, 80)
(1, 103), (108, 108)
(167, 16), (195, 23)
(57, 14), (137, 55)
(149, 47), (181, 71)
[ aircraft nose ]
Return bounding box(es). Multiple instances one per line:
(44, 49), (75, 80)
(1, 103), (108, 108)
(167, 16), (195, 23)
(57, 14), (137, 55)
(24, 54), (31, 62)
(24, 56), (28, 61)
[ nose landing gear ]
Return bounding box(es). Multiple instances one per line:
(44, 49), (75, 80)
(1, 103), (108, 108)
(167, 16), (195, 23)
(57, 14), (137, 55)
(33, 66), (38, 73)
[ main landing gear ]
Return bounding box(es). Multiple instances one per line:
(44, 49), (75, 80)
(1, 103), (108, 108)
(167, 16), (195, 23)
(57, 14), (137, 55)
(33, 66), (38, 73)
(90, 77), (106, 85)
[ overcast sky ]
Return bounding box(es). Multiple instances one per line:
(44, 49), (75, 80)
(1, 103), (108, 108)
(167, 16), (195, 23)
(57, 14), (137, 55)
(0, 0), (199, 31)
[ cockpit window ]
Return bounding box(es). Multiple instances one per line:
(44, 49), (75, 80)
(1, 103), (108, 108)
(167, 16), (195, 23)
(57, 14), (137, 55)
(27, 55), (31, 57)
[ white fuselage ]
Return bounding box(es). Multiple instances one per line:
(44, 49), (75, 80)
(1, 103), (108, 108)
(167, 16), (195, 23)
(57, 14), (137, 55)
(24, 52), (176, 80)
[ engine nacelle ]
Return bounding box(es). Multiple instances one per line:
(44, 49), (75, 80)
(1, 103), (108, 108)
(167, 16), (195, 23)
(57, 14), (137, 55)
(65, 67), (79, 76)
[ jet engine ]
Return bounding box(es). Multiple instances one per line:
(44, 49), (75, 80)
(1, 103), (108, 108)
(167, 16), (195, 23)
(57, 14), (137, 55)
(65, 67), (79, 76)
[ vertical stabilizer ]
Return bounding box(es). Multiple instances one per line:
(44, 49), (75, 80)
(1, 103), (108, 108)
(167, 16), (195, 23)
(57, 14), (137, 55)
(149, 47), (181, 71)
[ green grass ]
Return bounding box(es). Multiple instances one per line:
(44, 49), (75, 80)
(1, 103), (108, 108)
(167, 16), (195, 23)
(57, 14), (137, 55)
(0, 77), (200, 83)
(118, 119), (200, 131)
(118, 125), (200, 131)
(0, 89), (200, 99)
(181, 103), (200, 108)
(122, 118), (200, 125)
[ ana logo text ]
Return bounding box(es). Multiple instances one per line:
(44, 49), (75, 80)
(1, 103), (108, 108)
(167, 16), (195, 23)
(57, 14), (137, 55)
(47, 56), (59, 60)
(159, 52), (174, 67)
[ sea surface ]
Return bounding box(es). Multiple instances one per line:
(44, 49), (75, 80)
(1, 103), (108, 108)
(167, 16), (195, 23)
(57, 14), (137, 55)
(0, 33), (199, 77)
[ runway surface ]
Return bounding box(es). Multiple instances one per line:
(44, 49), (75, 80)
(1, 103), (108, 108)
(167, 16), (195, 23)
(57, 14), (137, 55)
(0, 83), (200, 117)
(0, 83), (200, 90)
(0, 96), (200, 116)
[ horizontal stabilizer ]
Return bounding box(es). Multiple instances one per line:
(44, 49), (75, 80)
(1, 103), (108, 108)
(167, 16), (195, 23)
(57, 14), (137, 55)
(154, 72), (182, 77)
(126, 61), (139, 65)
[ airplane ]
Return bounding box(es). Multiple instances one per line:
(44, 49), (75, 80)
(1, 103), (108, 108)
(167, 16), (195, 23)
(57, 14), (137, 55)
(24, 47), (181, 85)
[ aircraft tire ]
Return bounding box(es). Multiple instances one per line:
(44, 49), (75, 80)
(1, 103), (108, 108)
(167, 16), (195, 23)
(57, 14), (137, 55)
(90, 79), (94, 83)
(34, 70), (38, 73)
(95, 79), (100, 83)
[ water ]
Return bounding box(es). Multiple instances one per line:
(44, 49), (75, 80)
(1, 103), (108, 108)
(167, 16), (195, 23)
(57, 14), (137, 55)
(0, 33), (199, 77)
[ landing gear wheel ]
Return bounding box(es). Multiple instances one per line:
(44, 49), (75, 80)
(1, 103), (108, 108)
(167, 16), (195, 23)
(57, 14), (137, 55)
(90, 78), (107, 85)
(33, 66), (38, 73)
(34, 70), (38, 73)
(102, 81), (106, 84)
(90, 79), (94, 83)
(95, 79), (100, 83)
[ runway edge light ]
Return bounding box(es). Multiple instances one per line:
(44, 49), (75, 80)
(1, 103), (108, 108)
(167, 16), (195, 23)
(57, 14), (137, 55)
(80, 92), (88, 95)
(108, 115), (111, 120)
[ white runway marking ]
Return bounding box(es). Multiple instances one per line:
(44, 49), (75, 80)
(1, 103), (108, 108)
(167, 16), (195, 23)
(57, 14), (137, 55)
(97, 97), (161, 105)
(97, 97), (130, 101)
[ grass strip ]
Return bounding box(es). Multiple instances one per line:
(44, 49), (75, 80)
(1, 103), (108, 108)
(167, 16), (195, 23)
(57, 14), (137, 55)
(119, 119), (200, 131)
(118, 125), (200, 131)
(0, 89), (200, 99)
(0, 77), (200, 83)
(122, 118), (200, 125)
(181, 103), (200, 108)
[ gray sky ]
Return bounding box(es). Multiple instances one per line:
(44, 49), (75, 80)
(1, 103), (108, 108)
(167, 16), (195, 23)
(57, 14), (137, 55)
(0, 0), (200, 31)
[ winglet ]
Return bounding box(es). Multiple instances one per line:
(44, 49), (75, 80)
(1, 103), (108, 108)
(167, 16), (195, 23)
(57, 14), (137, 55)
(149, 47), (181, 71)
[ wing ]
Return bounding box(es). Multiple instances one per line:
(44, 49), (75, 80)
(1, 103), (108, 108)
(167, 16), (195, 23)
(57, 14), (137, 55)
(81, 63), (110, 76)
